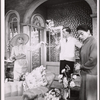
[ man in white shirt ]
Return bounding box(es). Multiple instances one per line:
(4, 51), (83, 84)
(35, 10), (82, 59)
(59, 27), (82, 77)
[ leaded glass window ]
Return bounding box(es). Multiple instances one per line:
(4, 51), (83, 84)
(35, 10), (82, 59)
(46, 26), (62, 62)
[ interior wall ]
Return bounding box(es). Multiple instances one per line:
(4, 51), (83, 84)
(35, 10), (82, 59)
(32, 6), (47, 21)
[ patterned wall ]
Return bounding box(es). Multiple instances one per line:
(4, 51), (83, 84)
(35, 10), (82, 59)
(47, 1), (92, 38)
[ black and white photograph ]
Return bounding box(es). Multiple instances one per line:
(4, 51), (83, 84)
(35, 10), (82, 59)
(1, 0), (99, 100)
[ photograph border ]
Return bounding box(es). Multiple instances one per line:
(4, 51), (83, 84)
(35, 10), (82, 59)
(1, 0), (99, 100)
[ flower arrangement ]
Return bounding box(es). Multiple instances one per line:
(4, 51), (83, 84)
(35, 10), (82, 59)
(58, 65), (77, 100)
(46, 20), (54, 30)
(44, 88), (62, 100)
(22, 65), (48, 91)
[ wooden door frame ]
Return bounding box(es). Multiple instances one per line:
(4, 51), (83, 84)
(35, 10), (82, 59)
(44, 26), (63, 74)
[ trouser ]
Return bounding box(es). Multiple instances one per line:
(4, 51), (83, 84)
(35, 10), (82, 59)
(60, 60), (74, 77)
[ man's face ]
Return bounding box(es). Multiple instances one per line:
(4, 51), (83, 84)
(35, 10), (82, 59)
(78, 30), (90, 41)
(62, 29), (69, 38)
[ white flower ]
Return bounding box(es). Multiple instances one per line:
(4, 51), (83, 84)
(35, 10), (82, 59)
(58, 74), (63, 79)
(58, 79), (63, 83)
(75, 63), (80, 70)
(63, 77), (68, 88)
(70, 81), (75, 87)
(58, 74), (63, 83)
(72, 75), (77, 79)
(61, 69), (65, 73)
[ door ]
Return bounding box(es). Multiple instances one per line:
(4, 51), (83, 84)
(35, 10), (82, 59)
(44, 26), (63, 75)
(23, 14), (45, 72)
(30, 14), (45, 71)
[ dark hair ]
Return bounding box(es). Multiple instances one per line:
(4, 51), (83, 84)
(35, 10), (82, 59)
(76, 25), (92, 34)
(63, 27), (71, 33)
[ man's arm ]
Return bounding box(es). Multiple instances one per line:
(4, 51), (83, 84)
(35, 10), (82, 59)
(75, 38), (83, 48)
(81, 41), (97, 70)
(27, 41), (47, 51)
